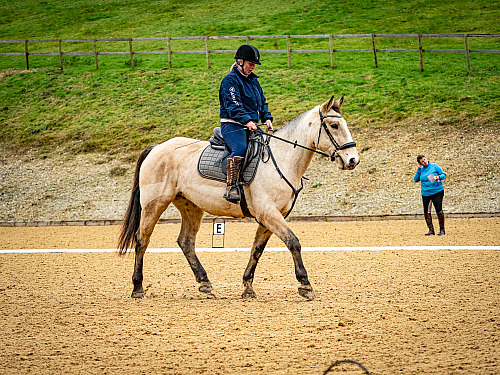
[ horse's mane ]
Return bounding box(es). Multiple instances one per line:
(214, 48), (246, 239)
(273, 109), (313, 137)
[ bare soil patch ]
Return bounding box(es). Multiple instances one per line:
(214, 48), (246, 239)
(0, 122), (498, 222)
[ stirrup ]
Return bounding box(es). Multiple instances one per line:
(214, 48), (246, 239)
(224, 184), (241, 204)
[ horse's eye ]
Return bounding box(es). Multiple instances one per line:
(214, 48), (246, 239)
(331, 123), (339, 130)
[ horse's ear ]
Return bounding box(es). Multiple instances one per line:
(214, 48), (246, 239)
(332, 95), (344, 113)
(321, 95), (335, 112)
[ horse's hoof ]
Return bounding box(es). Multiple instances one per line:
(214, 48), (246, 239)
(242, 289), (257, 299)
(298, 285), (315, 300)
(131, 291), (145, 299)
(198, 282), (213, 295)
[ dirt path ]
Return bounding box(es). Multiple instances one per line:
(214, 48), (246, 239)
(1, 218), (499, 374)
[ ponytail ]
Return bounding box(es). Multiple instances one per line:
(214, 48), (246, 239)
(230, 59), (244, 72)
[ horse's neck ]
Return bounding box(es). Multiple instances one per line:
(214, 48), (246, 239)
(269, 109), (317, 179)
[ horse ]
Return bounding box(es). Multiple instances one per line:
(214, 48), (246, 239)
(118, 95), (359, 300)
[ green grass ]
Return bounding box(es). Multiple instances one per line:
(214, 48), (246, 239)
(0, 0), (498, 156)
(1, 0), (498, 39)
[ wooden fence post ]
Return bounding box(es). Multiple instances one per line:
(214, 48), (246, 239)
(24, 40), (29, 70)
(167, 37), (172, 68)
(58, 39), (63, 70)
(371, 34), (378, 68)
(93, 39), (98, 70)
(246, 36), (250, 44)
(205, 35), (210, 68)
(329, 34), (334, 68)
(418, 34), (423, 72)
(286, 35), (291, 68)
(464, 33), (471, 71)
(129, 38), (134, 68)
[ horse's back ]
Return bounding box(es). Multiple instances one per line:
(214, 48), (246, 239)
(144, 137), (207, 167)
(139, 137), (208, 190)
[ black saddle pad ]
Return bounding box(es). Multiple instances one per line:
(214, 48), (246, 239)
(198, 131), (263, 185)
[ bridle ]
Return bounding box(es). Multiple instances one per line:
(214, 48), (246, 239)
(317, 107), (357, 161)
(253, 107), (356, 161)
(240, 107), (358, 221)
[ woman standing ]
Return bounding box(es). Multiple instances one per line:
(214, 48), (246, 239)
(218, 44), (273, 203)
(414, 155), (447, 235)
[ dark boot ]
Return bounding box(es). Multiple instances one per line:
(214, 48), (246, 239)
(424, 213), (435, 235)
(224, 156), (244, 204)
(437, 211), (445, 235)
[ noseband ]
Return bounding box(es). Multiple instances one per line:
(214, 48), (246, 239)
(318, 108), (357, 161)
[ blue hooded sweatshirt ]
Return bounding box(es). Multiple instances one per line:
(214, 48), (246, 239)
(219, 66), (273, 125)
(414, 162), (446, 196)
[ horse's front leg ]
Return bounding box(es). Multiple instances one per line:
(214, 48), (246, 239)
(242, 224), (273, 299)
(287, 231), (315, 300)
(258, 211), (315, 300)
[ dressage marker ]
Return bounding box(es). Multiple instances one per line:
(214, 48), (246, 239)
(212, 217), (226, 248)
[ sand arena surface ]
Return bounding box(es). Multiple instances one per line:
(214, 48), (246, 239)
(1, 218), (499, 374)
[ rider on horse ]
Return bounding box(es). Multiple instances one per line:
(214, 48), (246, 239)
(219, 44), (273, 203)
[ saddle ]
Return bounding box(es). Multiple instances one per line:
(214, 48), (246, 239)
(197, 127), (263, 185)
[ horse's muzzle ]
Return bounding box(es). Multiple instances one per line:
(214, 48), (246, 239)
(346, 156), (359, 169)
(334, 152), (359, 170)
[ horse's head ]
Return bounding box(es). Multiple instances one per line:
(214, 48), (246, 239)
(316, 96), (359, 170)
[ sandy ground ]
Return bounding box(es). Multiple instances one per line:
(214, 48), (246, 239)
(1, 218), (499, 374)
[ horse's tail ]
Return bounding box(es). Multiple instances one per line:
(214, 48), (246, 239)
(117, 145), (156, 255)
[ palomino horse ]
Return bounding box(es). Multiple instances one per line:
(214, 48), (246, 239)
(118, 95), (359, 300)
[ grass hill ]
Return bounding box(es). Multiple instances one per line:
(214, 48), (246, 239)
(0, 0), (499, 157)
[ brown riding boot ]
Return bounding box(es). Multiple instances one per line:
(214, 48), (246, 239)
(437, 211), (445, 236)
(424, 213), (435, 235)
(224, 156), (244, 204)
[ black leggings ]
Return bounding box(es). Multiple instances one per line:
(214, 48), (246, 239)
(422, 190), (444, 214)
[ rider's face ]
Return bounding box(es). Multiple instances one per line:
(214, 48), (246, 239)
(243, 61), (255, 75)
(419, 157), (429, 167)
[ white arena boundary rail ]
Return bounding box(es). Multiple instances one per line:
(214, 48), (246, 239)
(1, 246), (499, 254)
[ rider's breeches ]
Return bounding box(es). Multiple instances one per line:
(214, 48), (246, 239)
(422, 190), (444, 214)
(221, 122), (248, 158)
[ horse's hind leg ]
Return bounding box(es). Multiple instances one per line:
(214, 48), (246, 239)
(173, 198), (212, 295)
(132, 201), (169, 298)
(242, 224), (273, 299)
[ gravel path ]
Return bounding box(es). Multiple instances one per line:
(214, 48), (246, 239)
(1, 123), (498, 221)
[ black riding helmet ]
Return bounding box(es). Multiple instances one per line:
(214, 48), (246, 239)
(234, 44), (261, 65)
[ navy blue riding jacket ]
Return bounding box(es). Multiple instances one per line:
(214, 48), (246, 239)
(219, 66), (273, 125)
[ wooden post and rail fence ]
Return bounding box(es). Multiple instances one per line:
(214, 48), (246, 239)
(1, 33), (498, 71)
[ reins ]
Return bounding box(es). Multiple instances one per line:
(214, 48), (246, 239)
(253, 131), (306, 220)
(255, 125), (330, 158)
(224, 108), (357, 221)
(253, 106), (357, 160)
